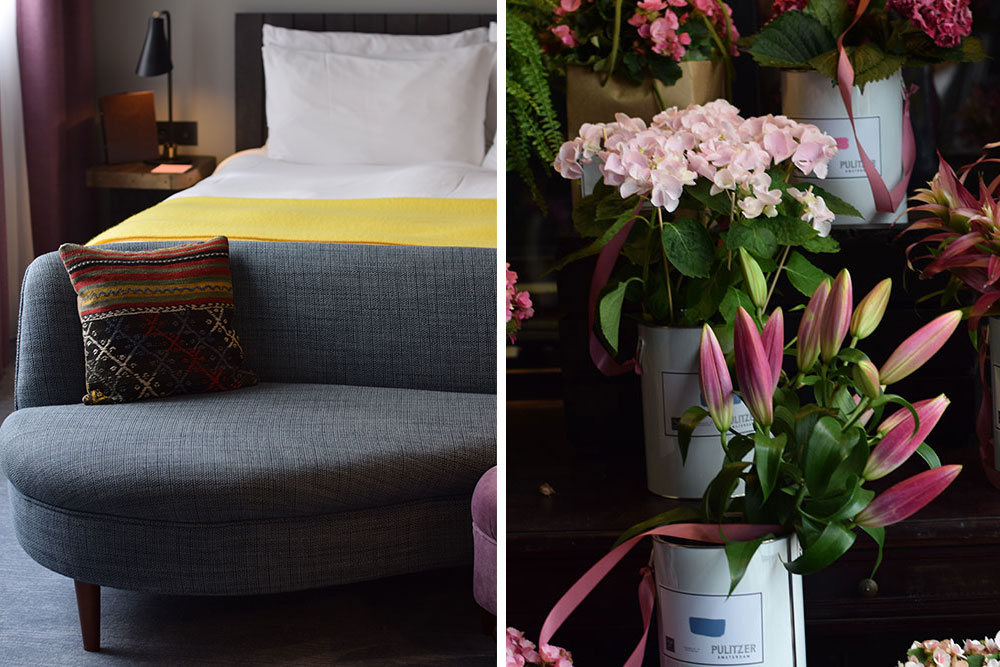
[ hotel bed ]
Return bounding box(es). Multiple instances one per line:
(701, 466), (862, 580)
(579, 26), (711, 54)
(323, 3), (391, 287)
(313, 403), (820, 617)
(90, 12), (497, 250)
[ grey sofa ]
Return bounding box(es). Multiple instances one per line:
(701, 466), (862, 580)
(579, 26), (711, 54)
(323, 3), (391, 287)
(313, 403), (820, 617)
(0, 240), (496, 651)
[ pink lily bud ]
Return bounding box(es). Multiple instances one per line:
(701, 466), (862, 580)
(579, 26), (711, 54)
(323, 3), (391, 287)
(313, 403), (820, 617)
(850, 278), (891, 340)
(854, 465), (961, 527)
(699, 324), (733, 434)
(863, 395), (950, 480)
(739, 248), (768, 309)
(761, 307), (783, 387)
(853, 359), (881, 400)
(820, 269), (852, 363)
(797, 279), (830, 373)
(879, 311), (962, 385)
(734, 307), (776, 427)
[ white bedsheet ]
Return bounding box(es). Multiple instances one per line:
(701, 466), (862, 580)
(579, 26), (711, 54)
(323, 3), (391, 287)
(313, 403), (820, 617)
(171, 149), (497, 201)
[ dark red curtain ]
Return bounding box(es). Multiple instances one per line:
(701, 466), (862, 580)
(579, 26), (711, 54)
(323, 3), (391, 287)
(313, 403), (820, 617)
(17, 0), (97, 255)
(0, 88), (11, 368)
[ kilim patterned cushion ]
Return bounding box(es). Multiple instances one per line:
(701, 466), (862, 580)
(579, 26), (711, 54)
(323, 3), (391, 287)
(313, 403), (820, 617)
(58, 236), (258, 404)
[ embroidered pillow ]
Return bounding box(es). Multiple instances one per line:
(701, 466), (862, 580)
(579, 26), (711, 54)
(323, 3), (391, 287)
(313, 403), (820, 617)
(59, 236), (258, 405)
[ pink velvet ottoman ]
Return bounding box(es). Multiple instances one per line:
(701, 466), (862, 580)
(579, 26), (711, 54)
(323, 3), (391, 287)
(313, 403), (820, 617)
(471, 466), (497, 615)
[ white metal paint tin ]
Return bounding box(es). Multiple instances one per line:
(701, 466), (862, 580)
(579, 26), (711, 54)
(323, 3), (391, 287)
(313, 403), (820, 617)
(781, 69), (906, 227)
(638, 325), (754, 499)
(652, 534), (806, 667)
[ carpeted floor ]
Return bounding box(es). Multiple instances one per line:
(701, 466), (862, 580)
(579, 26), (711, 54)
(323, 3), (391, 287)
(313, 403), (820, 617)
(0, 370), (496, 666)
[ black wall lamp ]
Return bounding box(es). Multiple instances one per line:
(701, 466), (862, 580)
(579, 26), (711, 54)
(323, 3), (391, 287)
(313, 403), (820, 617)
(136, 10), (189, 163)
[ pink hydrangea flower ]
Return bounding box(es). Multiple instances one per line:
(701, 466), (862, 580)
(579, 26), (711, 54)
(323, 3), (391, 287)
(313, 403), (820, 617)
(554, 100), (840, 227)
(887, 0), (973, 48)
(505, 268), (535, 344)
(538, 644), (574, 667)
(551, 24), (578, 47)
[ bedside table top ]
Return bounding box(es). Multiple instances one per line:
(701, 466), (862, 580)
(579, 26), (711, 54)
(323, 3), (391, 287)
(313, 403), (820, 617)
(86, 155), (216, 191)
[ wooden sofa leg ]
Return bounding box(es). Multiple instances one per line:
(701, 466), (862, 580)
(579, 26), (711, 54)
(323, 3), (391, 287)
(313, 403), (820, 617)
(74, 580), (100, 652)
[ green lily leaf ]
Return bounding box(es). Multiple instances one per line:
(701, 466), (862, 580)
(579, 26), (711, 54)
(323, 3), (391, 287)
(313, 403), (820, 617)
(703, 462), (751, 523)
(678, 406), (710, 465)
(784, 522), (856, 575)
(725, 535), (772, 595)
(859, 525), (885, 578)
(727, 433), (756, 463)
(835, 348), (872, 365)
(807, 477), (874, 522)
(828, 427), (868, 493)
(804, 416), (849, 497)
(612, 506), (704, 548)
(916, 441), (942, 469)
(755, 432), (787, 502)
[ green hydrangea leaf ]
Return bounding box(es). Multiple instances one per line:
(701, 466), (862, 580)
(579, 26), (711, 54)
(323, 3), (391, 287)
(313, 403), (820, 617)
(748, 11), (836, 69)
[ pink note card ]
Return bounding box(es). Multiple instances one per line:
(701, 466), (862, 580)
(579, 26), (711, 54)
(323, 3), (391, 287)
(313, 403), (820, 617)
(150, 163), (192, 174)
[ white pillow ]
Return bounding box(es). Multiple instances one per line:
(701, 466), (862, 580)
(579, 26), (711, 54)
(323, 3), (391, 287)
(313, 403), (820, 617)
(263, 42), (494, 166)
(486, 22), (497, 148)
(482, 134), (497, 169)
(262, 23), (488, 54)
(263, 22), (496, 151)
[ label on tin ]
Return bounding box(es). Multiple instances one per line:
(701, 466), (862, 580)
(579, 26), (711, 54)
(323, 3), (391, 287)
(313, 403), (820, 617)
(658, 586), (764, 665)
(661, 371), (754, 437)
(796, 116), (881, 179)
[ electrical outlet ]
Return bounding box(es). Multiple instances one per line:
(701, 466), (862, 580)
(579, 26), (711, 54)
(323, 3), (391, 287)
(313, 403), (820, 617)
(156, 121), (198, 146)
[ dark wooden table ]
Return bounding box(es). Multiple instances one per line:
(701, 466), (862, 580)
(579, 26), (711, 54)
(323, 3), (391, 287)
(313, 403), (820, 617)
(86, 155), (216, 230)
(507, 399), (1000, 667)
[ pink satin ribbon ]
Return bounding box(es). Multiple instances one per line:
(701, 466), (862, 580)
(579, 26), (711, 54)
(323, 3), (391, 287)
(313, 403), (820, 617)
(588, 218), (639, 376)
(836, 0), (917, 214)
(539, 523), (781, 666)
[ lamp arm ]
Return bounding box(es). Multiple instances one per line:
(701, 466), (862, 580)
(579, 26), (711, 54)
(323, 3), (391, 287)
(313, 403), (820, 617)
(162, 10), (174, 158)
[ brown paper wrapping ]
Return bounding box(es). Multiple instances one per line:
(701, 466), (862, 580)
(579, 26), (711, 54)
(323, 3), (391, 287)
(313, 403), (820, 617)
(565, 59), (726, 138)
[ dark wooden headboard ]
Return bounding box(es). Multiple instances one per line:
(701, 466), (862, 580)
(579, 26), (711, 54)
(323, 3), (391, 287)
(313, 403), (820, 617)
(234, 13), (496, 152)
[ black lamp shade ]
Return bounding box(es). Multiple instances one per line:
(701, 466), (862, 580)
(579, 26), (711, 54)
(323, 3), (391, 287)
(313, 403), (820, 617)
(135, 14), (171, 77)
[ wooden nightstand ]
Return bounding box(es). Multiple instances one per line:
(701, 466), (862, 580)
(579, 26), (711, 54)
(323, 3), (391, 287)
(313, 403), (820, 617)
(86, 155), (216, 229)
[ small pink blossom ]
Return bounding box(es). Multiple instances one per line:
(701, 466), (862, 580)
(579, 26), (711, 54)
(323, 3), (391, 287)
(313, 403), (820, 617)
(560, 0), (582, 12)
(506, 267), (535, 344)
(550, 24), (578, 47)
(637, 0), (667, 10)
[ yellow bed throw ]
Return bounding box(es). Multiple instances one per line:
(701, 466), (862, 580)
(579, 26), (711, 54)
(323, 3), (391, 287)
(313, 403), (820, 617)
(89, 196), (497, 249)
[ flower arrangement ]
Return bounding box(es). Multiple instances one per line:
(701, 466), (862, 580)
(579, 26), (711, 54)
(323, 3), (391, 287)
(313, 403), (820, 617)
(552, 99), (858, 357)
(748, 0), (983, 90)
(900, 143), (1000, 332)
(618, 268), (962, 588)
(546, 0), (739, 93)
(507, 263), (536, 343)
(900, 634), (1000, 667)
(507, 627), (574, 667)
